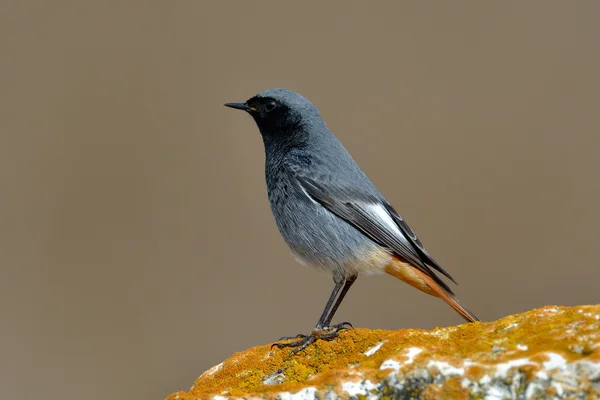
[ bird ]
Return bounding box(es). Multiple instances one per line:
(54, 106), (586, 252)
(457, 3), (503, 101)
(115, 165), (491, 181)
(224, 88), (479, 353)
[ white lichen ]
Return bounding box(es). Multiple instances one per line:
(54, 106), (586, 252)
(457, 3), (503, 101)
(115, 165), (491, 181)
(276, 387), (318, 400)
(494, 358), (537, 378)
(363, 341), (386, 356)
(379, 347), (422, 372)
(542, 352), (567, 370)
(203, 362), (224, 377)
(341, 380), (378, 399)
(426, 360), (465, 376)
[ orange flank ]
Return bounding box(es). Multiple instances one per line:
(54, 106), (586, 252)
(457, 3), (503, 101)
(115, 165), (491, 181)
(384, 257), (478, 322)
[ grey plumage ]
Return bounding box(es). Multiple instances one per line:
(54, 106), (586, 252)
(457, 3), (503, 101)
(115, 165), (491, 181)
(259, 89), (384, 278)
(224, 88), (478, 351)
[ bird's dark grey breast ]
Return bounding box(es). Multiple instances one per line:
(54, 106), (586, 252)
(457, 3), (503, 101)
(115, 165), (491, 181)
(264, 149), (373, 270)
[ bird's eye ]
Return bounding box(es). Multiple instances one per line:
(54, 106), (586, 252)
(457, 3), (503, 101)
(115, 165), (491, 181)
(265, 100), (277, 112)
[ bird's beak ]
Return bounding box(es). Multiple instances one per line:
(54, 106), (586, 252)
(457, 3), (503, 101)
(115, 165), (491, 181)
(224, 102), (257, 112)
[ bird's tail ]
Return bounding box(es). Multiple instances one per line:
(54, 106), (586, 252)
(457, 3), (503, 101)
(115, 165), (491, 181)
(384, 259), (479, 323)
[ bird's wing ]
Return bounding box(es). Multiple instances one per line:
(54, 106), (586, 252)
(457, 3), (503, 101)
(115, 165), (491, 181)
(296, 175), (457, 294)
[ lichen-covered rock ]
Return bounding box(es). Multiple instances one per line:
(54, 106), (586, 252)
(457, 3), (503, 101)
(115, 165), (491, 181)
(166, 305), (600, 399)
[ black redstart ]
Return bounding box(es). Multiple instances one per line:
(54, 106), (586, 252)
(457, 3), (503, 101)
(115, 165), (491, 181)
(225, 88), (478, 353)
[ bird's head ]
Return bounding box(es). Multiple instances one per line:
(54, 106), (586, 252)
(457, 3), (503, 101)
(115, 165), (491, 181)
(225, 88), (323, 139)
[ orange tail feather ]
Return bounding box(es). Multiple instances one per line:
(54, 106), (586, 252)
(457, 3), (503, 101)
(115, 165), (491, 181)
(384, 260), (479, 323)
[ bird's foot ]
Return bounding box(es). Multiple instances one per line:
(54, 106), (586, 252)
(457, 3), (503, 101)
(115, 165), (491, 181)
(323, 321), (353, 331)
(277, 333), (308, 341)
(272, 322), (353, 355)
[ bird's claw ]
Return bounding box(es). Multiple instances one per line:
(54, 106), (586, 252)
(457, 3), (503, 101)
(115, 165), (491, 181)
(277, 333), (308, 341)
(325, 321), (353, 331)
(272, 334), (317, 354)
(272, 323), (352, 354)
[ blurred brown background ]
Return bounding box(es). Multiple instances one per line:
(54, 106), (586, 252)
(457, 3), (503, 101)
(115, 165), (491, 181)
(1, 1), (599, 399)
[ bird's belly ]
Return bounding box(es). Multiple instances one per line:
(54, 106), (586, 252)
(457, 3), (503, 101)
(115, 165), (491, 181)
(270, 195), (392, 276)
(300, 243), (393, 276)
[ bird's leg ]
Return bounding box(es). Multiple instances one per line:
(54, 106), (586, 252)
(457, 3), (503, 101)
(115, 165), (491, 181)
(277, 277), (343, 341)
(321, 275), (357, 329)
(272, 275), (357, 354)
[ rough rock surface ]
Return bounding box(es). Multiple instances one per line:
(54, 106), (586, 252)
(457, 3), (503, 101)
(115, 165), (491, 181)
(166, 305), (600, 399)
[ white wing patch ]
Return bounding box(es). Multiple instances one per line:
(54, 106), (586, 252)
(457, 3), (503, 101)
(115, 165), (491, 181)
(365, 203), (403, 236)
(298, 182), (320, 205)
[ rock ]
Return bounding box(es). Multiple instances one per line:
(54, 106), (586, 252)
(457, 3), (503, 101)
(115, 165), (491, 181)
(166, 305), (600, 399)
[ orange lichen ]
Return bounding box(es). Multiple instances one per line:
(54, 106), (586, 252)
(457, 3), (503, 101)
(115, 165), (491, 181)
(166, 304), (600, 399)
